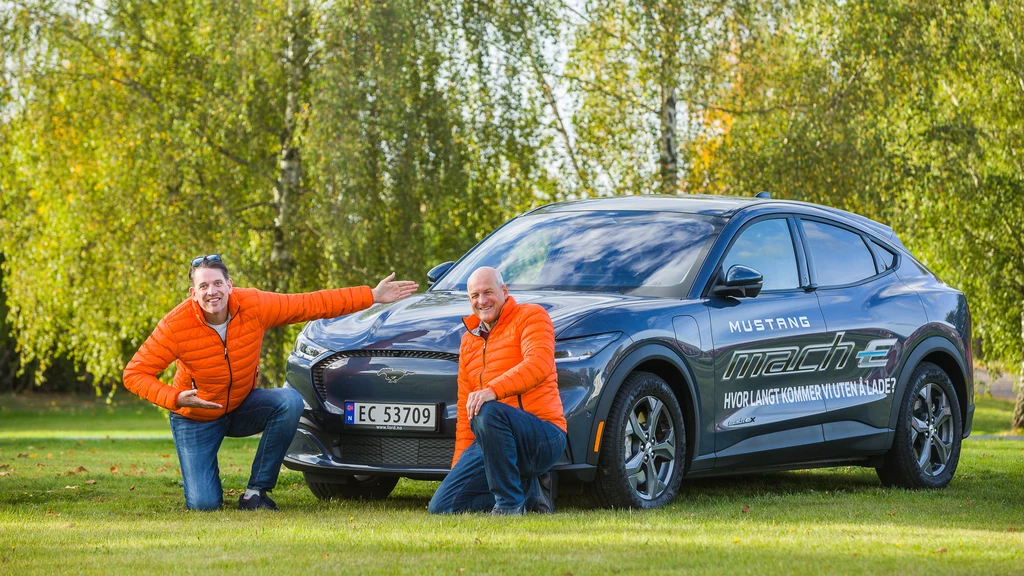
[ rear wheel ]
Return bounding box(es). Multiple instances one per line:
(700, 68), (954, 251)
(304, 473), (399, 501)
(876, 362), (962, 489)
(587, 371), (686, 509)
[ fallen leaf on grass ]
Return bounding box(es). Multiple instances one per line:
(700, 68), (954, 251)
(85, 480), (96, 485)
(161, 454), (171, 459)
(0, 472), (12, 477)
(129, 485), (135, 491)
(933, 548), (947, 554)
(888, 509), (898, 517)
(474, 538), (482, 545)
(64, 485), (78, 490)
(35, 463), (46, 468)
(0, 464), (10, 470)
(322, 553), (329, 559)
(109, 466), (119, 474)
(1009, 527), (1017, 532)
(74, 466), (87, 473)
(17, 454), (28, 458)
(60, 523), (76, 528)
(741, 505), (751, 513)
(45, 509), (60, 517)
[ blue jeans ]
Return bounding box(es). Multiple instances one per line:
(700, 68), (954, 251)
(169, 387), (303, 511)
(429, 401), (566, 514)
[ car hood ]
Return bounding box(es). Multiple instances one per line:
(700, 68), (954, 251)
(303, 290), (634, 354)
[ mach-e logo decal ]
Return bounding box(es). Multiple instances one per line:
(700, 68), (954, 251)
(723, 332), (896, 380)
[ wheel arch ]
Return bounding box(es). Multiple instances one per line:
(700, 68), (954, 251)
(586, 343), (699, 473)
(890, 336), (969, 434)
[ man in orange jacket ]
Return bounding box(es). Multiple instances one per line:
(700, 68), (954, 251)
(428, 266), (566, 514)
(123, 254), (417, 511)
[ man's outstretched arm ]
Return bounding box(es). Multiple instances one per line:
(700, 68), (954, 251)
(257, 273), (418, 329)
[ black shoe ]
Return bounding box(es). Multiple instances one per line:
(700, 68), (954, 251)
(533, 472), (557, 514)
(238, 490), (278, 511)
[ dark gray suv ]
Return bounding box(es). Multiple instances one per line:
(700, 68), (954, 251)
(283, 194), (974, 508)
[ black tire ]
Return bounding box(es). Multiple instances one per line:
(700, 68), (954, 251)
(304, 473), (399, 501)
(876, 362), (962, 489)
(586, 371), (686, 509)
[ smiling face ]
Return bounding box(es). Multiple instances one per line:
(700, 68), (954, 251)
(467, 267), (508, 330)
(190, 267), (233, 324)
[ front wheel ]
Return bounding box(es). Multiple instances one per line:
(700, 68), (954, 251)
(587, 371), (686, 509)
(876, 362), (962, 489)
(304, 473), (399, 501)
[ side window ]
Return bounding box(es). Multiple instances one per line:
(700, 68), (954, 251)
(720, 219), (800, 291)
(802, 220), (876, 286)
(872, 240), (897, 270)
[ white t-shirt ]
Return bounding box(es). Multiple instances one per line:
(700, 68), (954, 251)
(207, 319), (228, 342)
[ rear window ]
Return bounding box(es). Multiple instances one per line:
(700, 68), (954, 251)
(802, 220), (876, 286)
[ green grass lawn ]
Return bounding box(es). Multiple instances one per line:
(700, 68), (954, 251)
(1, 393), (1022, 575)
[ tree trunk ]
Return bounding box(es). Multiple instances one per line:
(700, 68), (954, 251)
(1013, 303), (1024, 430)
(656, 5), (680, 197)
(270, 0), (310, 293)
(263, 0), (310, 387)
(658, 79), (678, 195)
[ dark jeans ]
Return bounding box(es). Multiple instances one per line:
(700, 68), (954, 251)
(428, 401), (566, 514)
(169, 387), (303, 511)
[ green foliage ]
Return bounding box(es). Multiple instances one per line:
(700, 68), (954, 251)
(1, 0), (1023, 416)
(710, 0), (1024, 379)
(0, 0), (556, 389)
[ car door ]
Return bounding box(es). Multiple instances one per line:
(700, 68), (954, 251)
(798, 218), (928, 453)
(708, 216), (829, 469)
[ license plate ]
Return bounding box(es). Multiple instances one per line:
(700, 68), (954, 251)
(344, 401), (438, 431)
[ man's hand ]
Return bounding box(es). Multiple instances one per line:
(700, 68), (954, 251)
(466, 388), (497, 420)
(371, 272), (419, 304)
(177, 389), (223, 410)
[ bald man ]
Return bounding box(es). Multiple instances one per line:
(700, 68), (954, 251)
(428, 267), (567, 514)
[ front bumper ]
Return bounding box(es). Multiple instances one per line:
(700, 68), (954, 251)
(282, 416), (454, 480)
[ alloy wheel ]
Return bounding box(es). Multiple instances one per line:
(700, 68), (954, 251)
(622, 395), (676, 500)
(910, 382), (954, 477)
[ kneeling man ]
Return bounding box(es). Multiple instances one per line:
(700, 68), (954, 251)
(429, 266), (566, 514)
(123, 254), (417, 511)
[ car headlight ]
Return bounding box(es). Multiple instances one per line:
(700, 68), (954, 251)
(293, 332), (327, 361)
(555, 332), (620, 362)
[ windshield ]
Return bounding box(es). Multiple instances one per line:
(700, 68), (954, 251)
(433, 210), (720, 296)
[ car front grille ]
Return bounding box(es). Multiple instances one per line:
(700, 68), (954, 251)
(311, 350), (459, 401)
(338, 434), (454, 468)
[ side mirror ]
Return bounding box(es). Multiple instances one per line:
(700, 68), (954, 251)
(713, 265), (764, 298)
(426, 261), (455, 286)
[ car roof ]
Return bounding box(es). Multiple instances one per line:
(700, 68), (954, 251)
(530, 194), (906, 250)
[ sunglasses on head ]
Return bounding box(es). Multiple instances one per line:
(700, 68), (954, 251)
(190, 254), (222, 268)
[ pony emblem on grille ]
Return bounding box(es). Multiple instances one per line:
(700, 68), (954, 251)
(377, 367), (415, 383)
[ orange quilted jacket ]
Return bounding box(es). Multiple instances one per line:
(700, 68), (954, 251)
(453, 296), (566, 465)
(123, 286), (373, 421)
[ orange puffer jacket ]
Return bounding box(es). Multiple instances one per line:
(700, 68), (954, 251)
(453, 295), (566, 465)
(123, 286), (372, 422)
